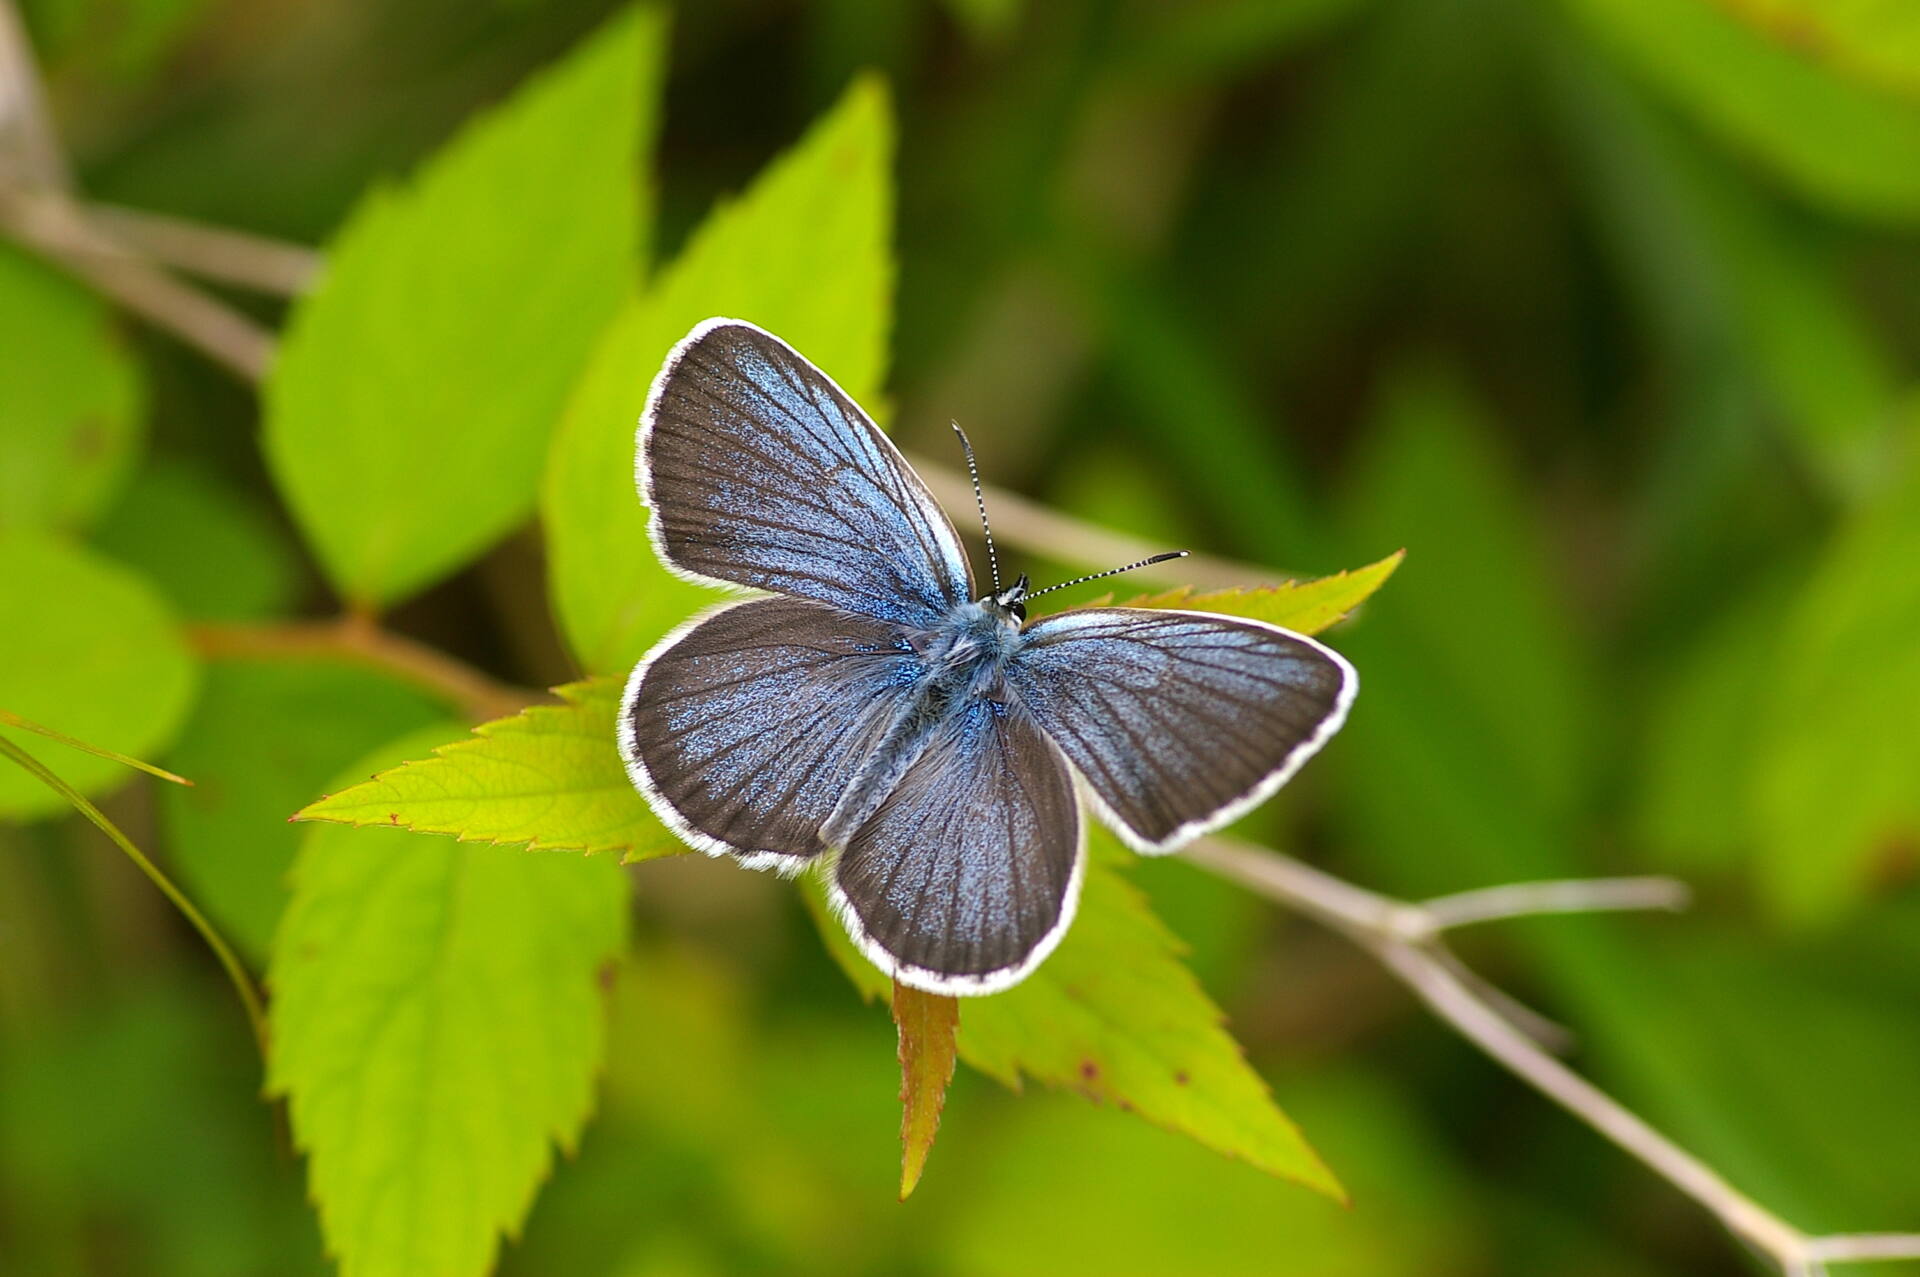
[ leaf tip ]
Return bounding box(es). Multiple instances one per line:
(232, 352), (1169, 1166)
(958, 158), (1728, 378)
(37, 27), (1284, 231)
(290, 795), (340, 824)
(893, 980), (959, 1202)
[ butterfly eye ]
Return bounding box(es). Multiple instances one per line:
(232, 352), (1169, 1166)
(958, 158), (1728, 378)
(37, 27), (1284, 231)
(1009, 601), (1027, 622)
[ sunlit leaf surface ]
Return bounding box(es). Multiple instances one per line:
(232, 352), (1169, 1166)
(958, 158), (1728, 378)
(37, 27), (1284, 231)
(270, 725), (629, 1277)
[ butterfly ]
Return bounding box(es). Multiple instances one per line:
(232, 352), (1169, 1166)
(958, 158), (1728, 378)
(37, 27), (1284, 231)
(619, 319), (1356, 996)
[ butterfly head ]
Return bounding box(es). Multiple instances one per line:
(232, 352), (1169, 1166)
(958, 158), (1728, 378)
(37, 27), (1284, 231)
(982, 573), (1029, 625)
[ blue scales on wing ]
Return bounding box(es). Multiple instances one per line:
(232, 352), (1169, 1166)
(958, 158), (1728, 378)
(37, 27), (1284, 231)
(640, 320), (975, 628)
(1005, 608), (1356, 854)
(831, 694), (1081, 994)
(621, 595), (923, 872)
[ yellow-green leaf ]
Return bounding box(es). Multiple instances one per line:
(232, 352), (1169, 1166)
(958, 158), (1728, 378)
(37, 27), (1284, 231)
(93, 458), (302, 622)
(807, 841), (1343, 1199)
(264, 8), (666, 608)
(0, 530), (197, 819)
(1752, 471), (1920, 924)
(893, 980), (959, 1199)
(1124, 550), (1404, 636)
(269, 725), (629, 1277)
(0, 243), (145, 534)
(295, 679), (681, 864)
(543, 76), (895, 675)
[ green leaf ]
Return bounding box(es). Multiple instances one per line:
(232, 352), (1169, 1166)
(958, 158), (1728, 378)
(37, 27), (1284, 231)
(93, 458), (301, 621)
(1545, 36), (1901, 498)
(807, 842), (1342, 1199)
(1327, 364), (1592, 893)
(1698, 0), (1920, 103)
(22, 0), (217, 83)
(944, 1068), (1481, 1277)
(294, 679), (681, 864)
(1112, 0), (1370, 87)
(269, 725), (629, 1277)
(0, 530), (198, 820)
(891, 981), (957, 1199)
(543, 76), (895, 675)
(1751, 474), (1920, 924)
(0, 979), (326, 1277)
(1580, 918), (1920, 1235)
(263, 7), (667, 608)
(1567, 0), (1920, 223)
(1123, 550), (1404, 636)
(1633, 575), (1796, 873)
(942, 0), (1023, 44)
(159, 659), (445, 958)
(0, 242), (145, 533)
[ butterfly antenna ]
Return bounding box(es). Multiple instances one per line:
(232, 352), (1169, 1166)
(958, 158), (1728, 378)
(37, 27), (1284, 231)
(951, 421), (1002, 593)
(1023, 551), (1190, 600)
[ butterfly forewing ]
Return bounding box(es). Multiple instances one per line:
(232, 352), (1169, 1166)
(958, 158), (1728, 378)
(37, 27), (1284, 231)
(641, 320), (974, 626)
(831, 697), (1082, 995)
(621, 595), (922, 871)
(627, 318), (1359, 995)
(1006, 608), (1355, 853)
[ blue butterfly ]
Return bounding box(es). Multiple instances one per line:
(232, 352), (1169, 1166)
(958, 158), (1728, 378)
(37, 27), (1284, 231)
(619, 319), (1356, 995)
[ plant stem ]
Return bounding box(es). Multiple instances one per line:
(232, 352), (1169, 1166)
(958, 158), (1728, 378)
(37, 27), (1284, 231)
(1185, 836), (1920, 1273)
(0, 708), (194, 785)
(0, 735), (269, 1059)
(0, 185), (273, 379)
(190, 616), (537, 722)
(84, 202), (320, 294)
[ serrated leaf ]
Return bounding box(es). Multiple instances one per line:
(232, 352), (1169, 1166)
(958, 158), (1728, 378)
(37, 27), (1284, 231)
(1568, 0), (1920, 223)
(892, 980), (958, 1199)
(294, 679), (681, 863)
(1123, 550), (1404, 637)
(806, 842), (1342, 1199)
(0, 530), (198, 819)
(161, 659), (445, 958)
(264, 8), (666, 608)
(1751, 472), (1920, 924)
(269, 725), (629, 1277)
(543, 76), (894, 675)
(0, 242), (145, 533)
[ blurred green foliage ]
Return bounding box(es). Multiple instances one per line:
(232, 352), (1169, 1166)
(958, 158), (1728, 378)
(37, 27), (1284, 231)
(3, 0), (1920, 1274)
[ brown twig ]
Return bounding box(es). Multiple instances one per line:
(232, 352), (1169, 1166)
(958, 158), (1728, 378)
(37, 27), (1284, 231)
(190, 616), (538, 722)
(1185, 836), (1920, 1277)
(0, 185), (274, 379)
(907, 449), (1284, 589)
(0, 0), (66, 189)
(84, 202), (321, 294)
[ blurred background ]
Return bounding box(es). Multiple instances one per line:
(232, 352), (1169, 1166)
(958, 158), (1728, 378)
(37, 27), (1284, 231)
(4, 0), (1920, 1273)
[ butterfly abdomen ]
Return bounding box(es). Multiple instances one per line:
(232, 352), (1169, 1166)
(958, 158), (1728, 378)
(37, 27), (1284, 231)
(818, 603), (1027, 848)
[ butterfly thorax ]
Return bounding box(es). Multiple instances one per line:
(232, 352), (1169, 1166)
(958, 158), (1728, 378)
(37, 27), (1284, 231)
(817, 598), (1027, 848)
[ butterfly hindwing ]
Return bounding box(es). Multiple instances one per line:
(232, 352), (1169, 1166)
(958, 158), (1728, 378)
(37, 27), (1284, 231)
(621, 595), (922, 872)
(641, 319), (974, 627)
(830, 696), (1082, 995)
(627, 318), (1360, 994)
(1005, 608), (1355, 853)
